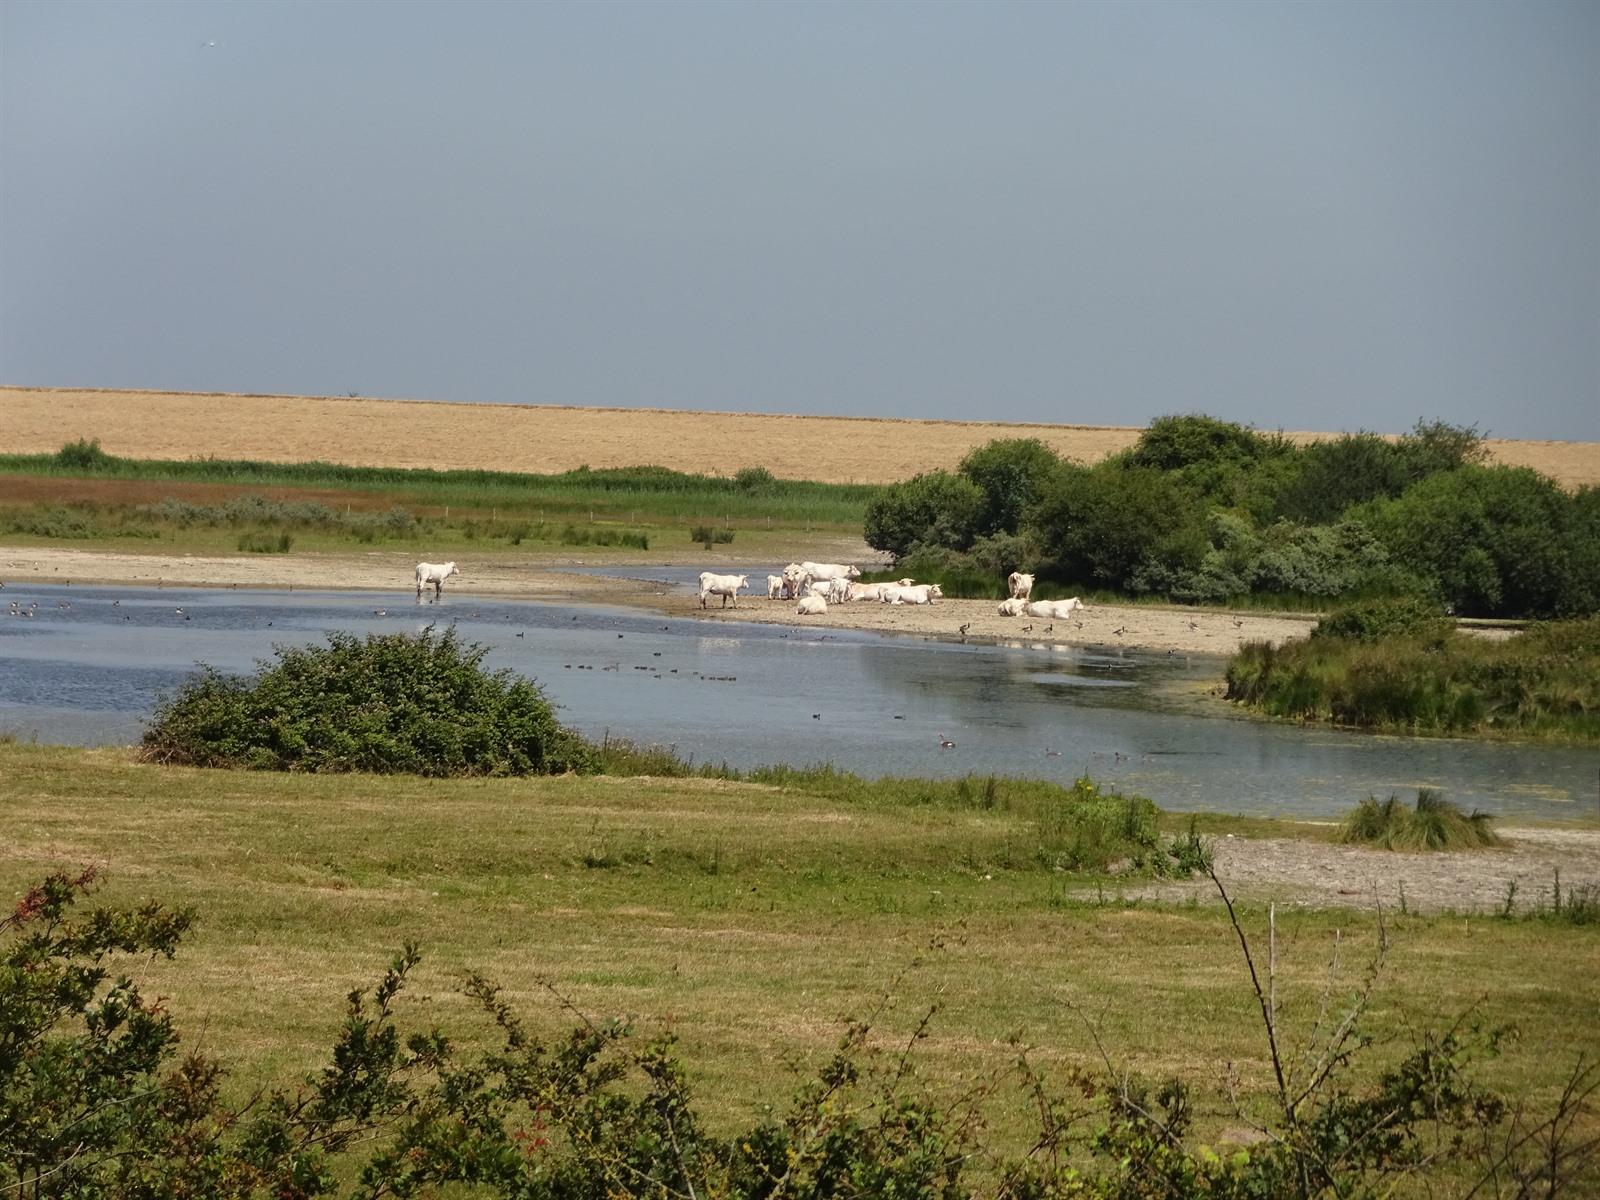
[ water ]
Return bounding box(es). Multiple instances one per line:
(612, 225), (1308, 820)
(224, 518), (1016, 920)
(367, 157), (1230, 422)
(2, 583), (1594, 820)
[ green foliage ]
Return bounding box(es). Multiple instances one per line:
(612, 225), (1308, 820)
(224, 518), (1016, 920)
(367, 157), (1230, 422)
(558, 523), (649, 549)
(140, 627), (597, 775)
(733, 465), (777, 492)
(689, 524), (735, 546)
(5, 870), (1594, 1198)
(1226, 615), (1600, 739)
(1030, 464), (1209, 592)
(1340, 789), (1503, 850)
(1273, 432), (1413, 524)
(956, 437), (1063, 537)
(1311, 594), (1454, 643)
(237, 530), (294, 553)
(1356, 464), (1590, 618)
(53, 437), (115, 471)
(863, 470), (984, 561)
(0, 505), (104, 539)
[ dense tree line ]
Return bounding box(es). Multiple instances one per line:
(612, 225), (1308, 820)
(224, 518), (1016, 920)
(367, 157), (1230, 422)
(863, 416), (1598, 619)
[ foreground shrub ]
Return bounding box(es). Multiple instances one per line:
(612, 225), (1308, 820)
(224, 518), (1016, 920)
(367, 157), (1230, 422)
(6, 870), (1595, 1199)
(1340, 788), (1502, 850)
(141, 627), (596, 775)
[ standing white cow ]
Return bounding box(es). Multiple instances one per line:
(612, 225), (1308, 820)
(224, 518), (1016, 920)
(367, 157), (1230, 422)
(1007, 572), (1035, 601)
(782, 563), (811, 598)
(415, 561), (459, 599)
(699, 572), (749, 608)
(796, 594), (828, 616)
(800, 561), (861, 584)
(767, 575), (786, 599)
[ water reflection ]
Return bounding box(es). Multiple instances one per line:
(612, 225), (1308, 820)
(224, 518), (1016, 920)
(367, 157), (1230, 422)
(0, 583), (1593, 820)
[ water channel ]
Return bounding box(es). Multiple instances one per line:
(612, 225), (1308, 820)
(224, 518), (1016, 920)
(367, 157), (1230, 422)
(1, 580), (1593, 821)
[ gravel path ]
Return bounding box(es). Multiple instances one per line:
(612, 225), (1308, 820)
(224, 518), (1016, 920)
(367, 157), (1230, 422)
(1097, 827), (1600, 914)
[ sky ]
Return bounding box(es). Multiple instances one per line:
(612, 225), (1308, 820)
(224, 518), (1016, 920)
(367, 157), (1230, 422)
(2, 1), (1596, 441)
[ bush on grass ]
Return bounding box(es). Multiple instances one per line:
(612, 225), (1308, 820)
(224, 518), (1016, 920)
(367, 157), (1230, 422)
(140, 627), (596, 775)
(1340, 788), (1501, 851)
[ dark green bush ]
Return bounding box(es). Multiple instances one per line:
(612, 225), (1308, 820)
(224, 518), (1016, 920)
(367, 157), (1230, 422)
(863, 469), (984, 562)
(1312, 594), (1454, 643)
(53, 437), (116, 471)
(141, 627), (596, 775)
(689, 524), (735, 546)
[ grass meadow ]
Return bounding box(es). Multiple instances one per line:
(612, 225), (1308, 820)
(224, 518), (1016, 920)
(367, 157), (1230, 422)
(2, 742), (1595, 1159)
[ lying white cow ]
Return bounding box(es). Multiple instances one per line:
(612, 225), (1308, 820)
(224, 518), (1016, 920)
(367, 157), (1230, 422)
(801, 561), (861, 584)
(767, 574), (786, 600)
(880, 583), (943, 605)
(1027, 598), (1084, 620)
(796, 594), (828, 616)
(415, 561), (459, 599)
(1007, 571), (1035, 601)
(698, 572), (749, 608)
(997, 597), (1029, 616)
(849, 582), (885, 602)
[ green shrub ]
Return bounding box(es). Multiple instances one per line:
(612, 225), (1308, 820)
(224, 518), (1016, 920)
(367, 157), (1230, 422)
(236, 530), (293, 553)
(689, 524), (734, 546)
(0, 505), (103, 539)
(1312, 594), (1454, 643)
(141, 627), (596, 775)
(1340, 789), (1501, 851)
(53, 437), (116, 471)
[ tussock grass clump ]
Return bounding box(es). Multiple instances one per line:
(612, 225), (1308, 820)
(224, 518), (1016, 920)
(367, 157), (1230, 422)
(1340, 789), (1501, 851)
(141, 627), (595, 776)
(236, 530), (293, 553)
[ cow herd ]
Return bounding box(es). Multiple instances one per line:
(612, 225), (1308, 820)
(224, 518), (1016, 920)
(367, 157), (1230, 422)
(701, 561), (947, 615)
(415, 558), (1080, 625)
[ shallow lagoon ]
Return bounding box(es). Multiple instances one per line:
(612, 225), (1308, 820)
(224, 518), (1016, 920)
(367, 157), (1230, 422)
(1, 582), (1594, 820)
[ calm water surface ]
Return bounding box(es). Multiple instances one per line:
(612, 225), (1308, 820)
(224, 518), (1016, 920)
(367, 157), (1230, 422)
(1, 582), (1593, 821)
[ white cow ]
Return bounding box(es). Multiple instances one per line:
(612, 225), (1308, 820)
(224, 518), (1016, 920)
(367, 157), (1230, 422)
(849, 582), (885, 602)
(415, 561), (459, 599)
(1007, 572), (1036, 601)
(796, 594), (828, 616)
(800, 561), (861, 583)
(1027, 598), (1084, 620)
(782, 563), (811, 598)
(767, 574), (786, 599)
(997, 597), (1029, 616)
(698, 572), (749, 609)
(881, 583), (943, 605)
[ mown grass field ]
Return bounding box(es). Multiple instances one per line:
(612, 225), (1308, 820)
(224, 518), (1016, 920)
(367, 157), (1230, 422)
(2, 743), (1595, 1155)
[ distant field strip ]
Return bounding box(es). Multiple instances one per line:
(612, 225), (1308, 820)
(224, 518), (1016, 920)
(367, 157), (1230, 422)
(11, 386), (1594, 487)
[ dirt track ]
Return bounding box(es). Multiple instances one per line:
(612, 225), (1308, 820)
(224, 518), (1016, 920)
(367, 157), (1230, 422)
(7, 386), (1597, 488)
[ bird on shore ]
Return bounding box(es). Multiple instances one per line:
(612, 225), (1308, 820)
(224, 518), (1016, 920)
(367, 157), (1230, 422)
(958, 622), (970, 637)
(1113, 626), (1126, 636)
(1233, 618), (1244, 628)
(1187, 619), (1198, 631)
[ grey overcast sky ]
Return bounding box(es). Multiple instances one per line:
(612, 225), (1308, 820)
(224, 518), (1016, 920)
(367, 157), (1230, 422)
(2, 1), (1596, 440)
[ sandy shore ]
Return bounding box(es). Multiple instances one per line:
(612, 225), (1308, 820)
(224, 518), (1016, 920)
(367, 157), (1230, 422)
(1, 545), (1315, 656)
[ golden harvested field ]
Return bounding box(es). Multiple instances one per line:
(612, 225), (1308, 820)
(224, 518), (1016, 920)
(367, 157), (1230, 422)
(5, 385), (1597, 487)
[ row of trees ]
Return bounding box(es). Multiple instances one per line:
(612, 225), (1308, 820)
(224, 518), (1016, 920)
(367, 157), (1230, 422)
(863, 416), (1599, 619)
